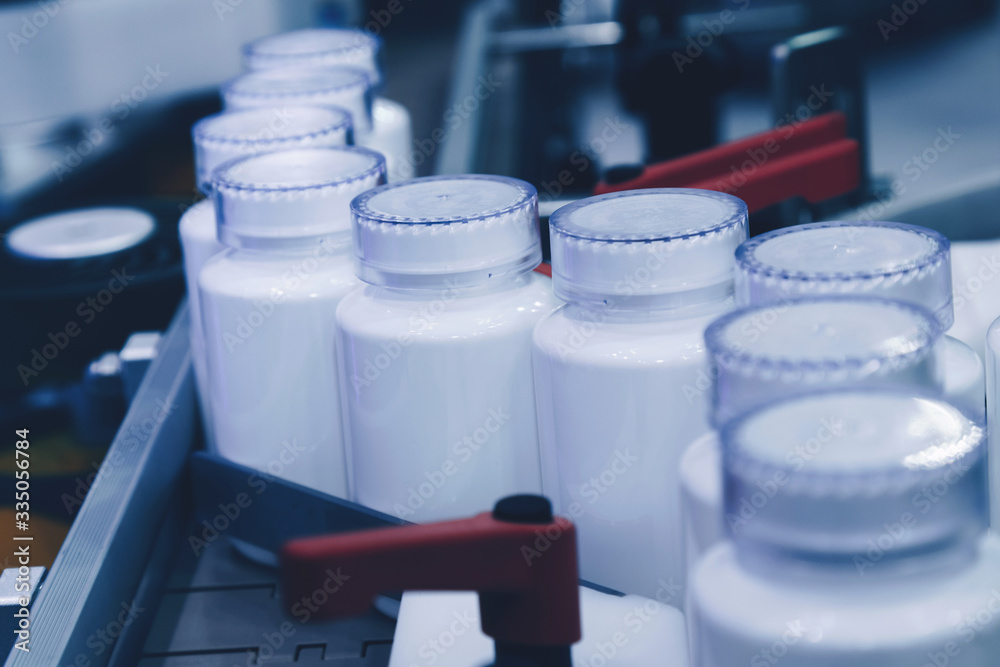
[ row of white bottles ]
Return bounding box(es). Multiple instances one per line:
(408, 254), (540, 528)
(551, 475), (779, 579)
(180, 106), (353, 450)
(239, 28), (413, 181)
(181, 26), (414, 450)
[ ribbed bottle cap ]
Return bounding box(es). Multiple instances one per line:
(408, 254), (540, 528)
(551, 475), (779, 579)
(723, 390), (987, 562)
(243, 28), (381, 87)
(6, 207), (155, 260)
(736, 221), (953, 329)
(213, 147), (385, 250)
(222, 66), (372, 133)
(548, 189), (747, 310)
(192, 107), (353, 194)
(706, 297), (945, 427)
(350, 175), (541, 288)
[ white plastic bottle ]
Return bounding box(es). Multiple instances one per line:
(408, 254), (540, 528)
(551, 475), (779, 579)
(532, 188), (748, 604)
(688, 389), (1000, 667)
(680, 296), (946, 573)
(199, 147), (384, 498)
(336, 175), (558, 522)
(222, 66), (371, 136)
(180, 106), (353, 447)
(735, 221), (985, 421)
(240, 30), (414, 181)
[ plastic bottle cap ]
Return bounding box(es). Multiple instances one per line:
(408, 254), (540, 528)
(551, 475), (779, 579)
(192, 107), (353, 194)
(706, 297), (945, 427)
(6, 207), (155, 260)
(350, 175), (541, 288)
(213, 147), (385, 250)
(736, 221), (954, 329)
(243, 28), (381, 86)
(222, 66), (373, 133)
(723, 390), (987, 561)
(548, 189), (748, 310)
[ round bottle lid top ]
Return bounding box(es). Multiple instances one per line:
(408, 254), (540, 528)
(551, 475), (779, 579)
(548, 189), (747, 310)
(723, 390), (987, 561)
(736, 221), (953, 329)
(705, 296), (944, 426)
(243, 28), (381, 86)
(350, 175), (541, 288)
(213, 146), (385, 249)
(6, 207), (155, 260)
(192, 106), (353, 193)
(222, 66), (372, 132)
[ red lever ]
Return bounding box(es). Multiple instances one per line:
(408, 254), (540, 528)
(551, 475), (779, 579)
(594, 112), (859, 213)
(281, 495), (581, 650)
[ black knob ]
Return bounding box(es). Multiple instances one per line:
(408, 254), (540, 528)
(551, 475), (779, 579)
(492, 495), (553, 524)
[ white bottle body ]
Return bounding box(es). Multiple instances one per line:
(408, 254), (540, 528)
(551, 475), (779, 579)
(357, 97), (412, 183)
(680, 333), (986, 572)
(336, 273), (558, 522)
(532, 299), (732, 603)
(179, 199), (224, 449)
(986, 317), (1000, 528)
(688, 537), (1000, 666)
(199, 246), (357, 497)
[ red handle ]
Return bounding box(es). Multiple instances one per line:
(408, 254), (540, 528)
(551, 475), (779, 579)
(281, 497), (581, 647)
(594, 112), (859, 213)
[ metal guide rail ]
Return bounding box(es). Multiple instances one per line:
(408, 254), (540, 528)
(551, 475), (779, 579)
(3, 304), (404, 666)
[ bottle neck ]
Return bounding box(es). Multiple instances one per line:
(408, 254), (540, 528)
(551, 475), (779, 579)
(734, 530), (983, 584)
(224, 233), (352, 258)
(560, 280), (734, 320)
(367, 269), (536, 300)
(567, 289), (734, 324)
